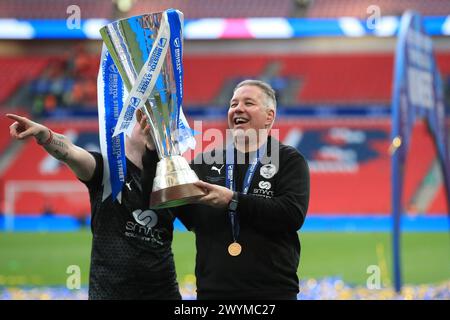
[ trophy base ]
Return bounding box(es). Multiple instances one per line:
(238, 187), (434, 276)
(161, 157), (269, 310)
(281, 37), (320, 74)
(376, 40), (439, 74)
(150, 183), (205, 209)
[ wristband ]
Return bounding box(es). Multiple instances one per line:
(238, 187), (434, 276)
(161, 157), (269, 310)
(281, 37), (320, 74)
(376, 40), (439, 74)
(38, 129), (53, 146)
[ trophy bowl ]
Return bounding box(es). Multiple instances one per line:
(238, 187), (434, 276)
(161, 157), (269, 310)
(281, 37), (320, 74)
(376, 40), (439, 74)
(100, 10), (205, 209)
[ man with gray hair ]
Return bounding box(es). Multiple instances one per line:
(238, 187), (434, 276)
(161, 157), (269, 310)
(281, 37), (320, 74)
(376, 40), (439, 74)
(142, 79), (310, 299)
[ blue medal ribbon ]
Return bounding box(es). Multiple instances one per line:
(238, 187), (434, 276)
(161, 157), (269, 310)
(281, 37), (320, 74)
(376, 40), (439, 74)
(225, 143), (267, 242)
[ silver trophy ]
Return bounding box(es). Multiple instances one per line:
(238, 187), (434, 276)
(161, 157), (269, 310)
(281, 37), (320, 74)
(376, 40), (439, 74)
(100, 11), (204, 209)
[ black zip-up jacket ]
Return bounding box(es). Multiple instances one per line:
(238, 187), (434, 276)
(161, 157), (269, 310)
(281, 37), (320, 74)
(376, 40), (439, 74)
(143, 137), (310, 299)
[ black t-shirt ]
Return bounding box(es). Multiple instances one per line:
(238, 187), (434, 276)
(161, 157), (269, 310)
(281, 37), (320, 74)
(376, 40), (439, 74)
(170, 137), (310, 299)
(81, 151), (181, 300)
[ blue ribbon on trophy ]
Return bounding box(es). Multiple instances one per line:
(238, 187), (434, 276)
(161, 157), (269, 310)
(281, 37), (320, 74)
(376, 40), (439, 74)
(97, 44), (126, 202)
(98, 9), (203, 207)
(166, 10), (196, 154)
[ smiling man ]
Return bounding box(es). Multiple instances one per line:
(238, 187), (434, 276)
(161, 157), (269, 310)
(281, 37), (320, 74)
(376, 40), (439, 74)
(143, 79), (310, 300)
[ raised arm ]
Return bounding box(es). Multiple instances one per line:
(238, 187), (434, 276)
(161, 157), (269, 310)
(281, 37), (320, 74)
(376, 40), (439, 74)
(7, 113), (96, 181)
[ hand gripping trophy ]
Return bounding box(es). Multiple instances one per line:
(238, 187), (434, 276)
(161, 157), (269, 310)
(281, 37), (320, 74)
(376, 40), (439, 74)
(99, 9), (204, 208)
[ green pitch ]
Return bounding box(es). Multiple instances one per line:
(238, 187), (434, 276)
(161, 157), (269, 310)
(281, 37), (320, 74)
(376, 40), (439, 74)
(0, 230), (449, 287)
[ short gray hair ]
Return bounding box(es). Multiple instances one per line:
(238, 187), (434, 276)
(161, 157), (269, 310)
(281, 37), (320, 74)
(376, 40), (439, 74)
(233, 79), (277, 111)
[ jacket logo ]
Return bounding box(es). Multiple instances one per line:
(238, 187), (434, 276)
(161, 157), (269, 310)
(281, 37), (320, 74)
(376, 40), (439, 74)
(260, 164), (277, 179)
(258, 181), (271, 190)
(211, 165), (224, 174)
(125, 181), (132, 191)
(132, 209), (158, 228)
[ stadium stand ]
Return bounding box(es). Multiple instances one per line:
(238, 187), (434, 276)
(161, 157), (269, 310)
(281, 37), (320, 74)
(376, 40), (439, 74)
(2, 0), (449, 20)
(129, 0), (295, 18)
(279, 54), (394, 104)
(185, 53), (450, 106)
(0, 117), (14, 153)
(428, 186), (448, 214)
(306, 0), (450, 18)
(1, 118), (447, 216)
(184, 55), (272, 105)
(0, 0), (113, 19)
(0, 57), (50, 105)
(1, 120), (97, 217)
(7, 52), (447, 109)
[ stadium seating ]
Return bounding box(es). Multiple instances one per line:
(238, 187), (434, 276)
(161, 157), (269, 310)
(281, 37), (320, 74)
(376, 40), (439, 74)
(1, 120), (97, 217)
(3, 52), (449, 108)
(1, 118), (447, 216)
(0, 57), (50, 104)
(428, 186), (448, 214)
(1, 49), (449, 216)
(0, 116), (13, 152)
(129, 0), (294, 19)
(0, 0), (112, 19)
(184, 55), (271, 105)
(2, 0), (449, 20)
(279, 54), (394, 104)
(183, 53), (450, 106)
(280, 119), (447, 214)
(306, 0), (450, 18)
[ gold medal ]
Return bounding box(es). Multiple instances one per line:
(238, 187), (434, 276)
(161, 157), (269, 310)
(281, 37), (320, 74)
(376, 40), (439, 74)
(228, 242), (242, 256)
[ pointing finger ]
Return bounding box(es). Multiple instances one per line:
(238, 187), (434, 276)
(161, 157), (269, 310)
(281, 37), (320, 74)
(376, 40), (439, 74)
(6, 113), (29, 124)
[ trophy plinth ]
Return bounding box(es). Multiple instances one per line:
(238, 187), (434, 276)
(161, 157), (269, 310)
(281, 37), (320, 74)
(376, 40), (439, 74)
(150, 183), (205, 209)
(150, 156), (204, 209)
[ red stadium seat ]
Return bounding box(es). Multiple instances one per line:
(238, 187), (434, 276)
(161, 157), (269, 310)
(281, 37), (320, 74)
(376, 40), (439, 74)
(0, 57), (50, 104)
(129, 0), (294, 19)
(183, 55), (271, 105)
(4, 52), (449, 108)
(306, 0), (450, 18)
(0, 0), (112, 19)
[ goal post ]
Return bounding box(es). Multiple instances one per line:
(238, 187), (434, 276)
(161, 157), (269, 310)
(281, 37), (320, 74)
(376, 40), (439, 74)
(3, 180), (89, 231)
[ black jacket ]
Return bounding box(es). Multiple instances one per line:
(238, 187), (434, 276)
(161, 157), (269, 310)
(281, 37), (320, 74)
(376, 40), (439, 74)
(144, 137), (310, 300)
(82, 151), (180, 300)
